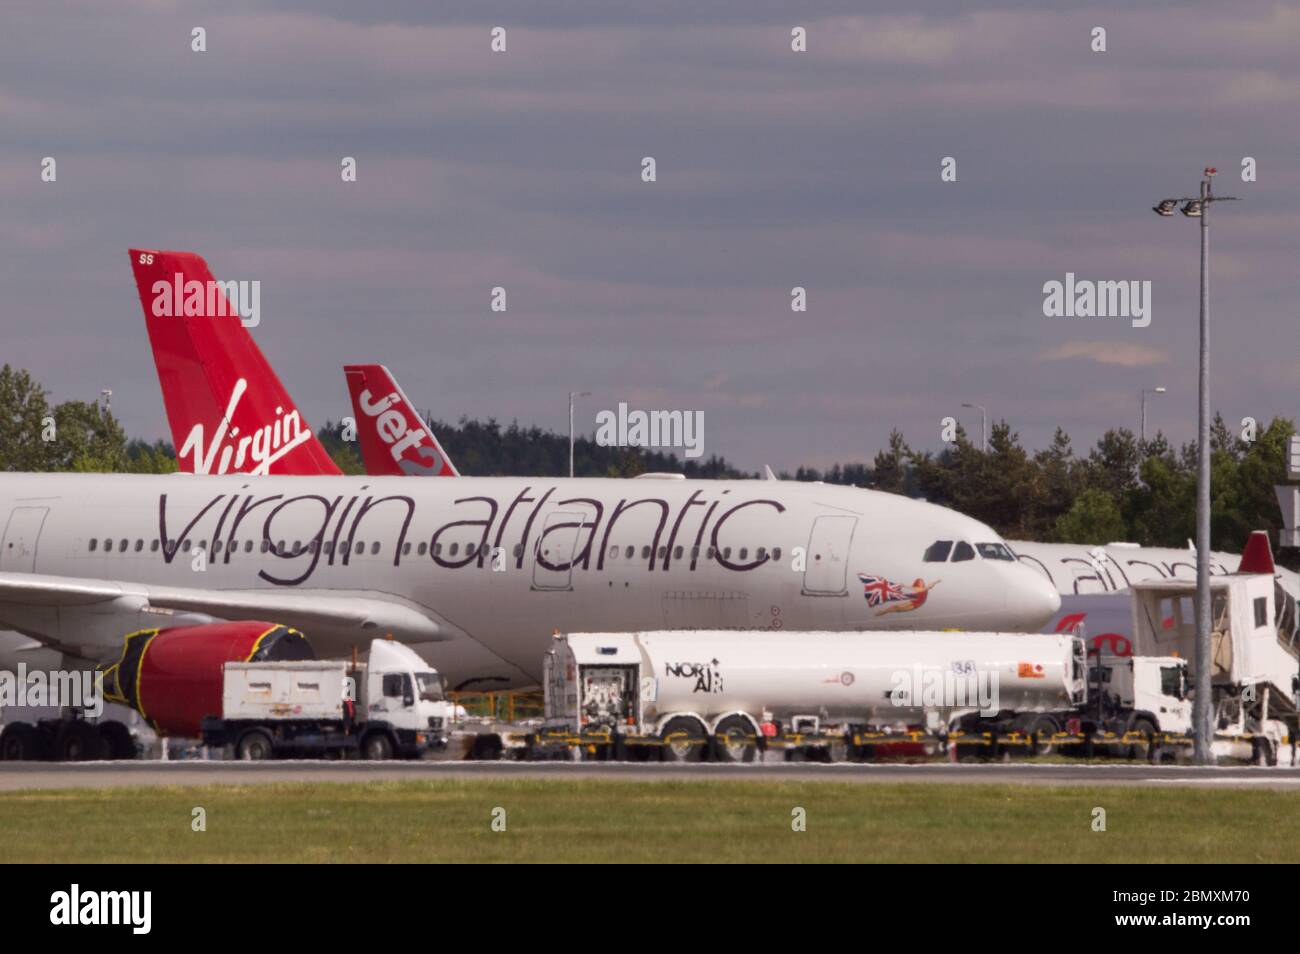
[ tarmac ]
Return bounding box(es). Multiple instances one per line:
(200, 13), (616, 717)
(4, 760), (1300, 790)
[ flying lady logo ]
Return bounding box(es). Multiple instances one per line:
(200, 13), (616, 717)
(857, 573), (939, 615)
(179, 378), (311, 475)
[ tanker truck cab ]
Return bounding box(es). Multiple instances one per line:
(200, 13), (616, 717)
(364, 638), (454, 756)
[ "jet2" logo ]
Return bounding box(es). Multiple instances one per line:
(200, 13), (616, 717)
(355, 388), (447, 475)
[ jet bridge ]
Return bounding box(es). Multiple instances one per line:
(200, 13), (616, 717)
(1129, 573), (1300, 721)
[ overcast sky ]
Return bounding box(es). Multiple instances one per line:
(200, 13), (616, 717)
(2, 1), (1298, 472)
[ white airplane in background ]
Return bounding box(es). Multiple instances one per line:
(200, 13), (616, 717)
(1009, 537), (1300, 651)
(0, 249), (1061, 699)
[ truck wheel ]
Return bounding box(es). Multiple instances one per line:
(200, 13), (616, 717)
(0, 722), (45, 761)
(1127, 718), (1159, 762)
(1252, 738), (1276, 767)
(362, 732), (395, 761)
(660, 717), (706, 763)
(97, 721), (137, 760)
(712, 716), (757, 763)
(236, 730), (275, 761)
(55, 721), (106, 761)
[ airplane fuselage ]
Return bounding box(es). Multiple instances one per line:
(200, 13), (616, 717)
(0, 474), (1060, 688)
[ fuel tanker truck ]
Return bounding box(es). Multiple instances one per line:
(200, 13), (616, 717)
(530, 630), (1094, 762)
(0, 620), (452, 761)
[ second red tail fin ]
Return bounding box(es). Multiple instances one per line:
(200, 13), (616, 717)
(344, 364), (459, 477)
(1238, 530), (1276, 575)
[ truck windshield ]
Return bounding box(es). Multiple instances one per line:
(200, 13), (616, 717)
(416, 672), (445, 702)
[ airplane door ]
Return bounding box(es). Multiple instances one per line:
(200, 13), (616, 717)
(0, 507), (49, 572)
(802, 514), (857, 596)
(531, 511), (586, 591)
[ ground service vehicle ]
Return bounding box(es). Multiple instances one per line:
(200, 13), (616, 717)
(524, 630), (1213, 762)
(201, 637), (453, 759)
(535, 629), (1086, 762)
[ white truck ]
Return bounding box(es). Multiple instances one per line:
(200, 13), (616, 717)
(535, 630), (1090, 762)
(1128, 572), (1300, 765)
(201, 638), (455, 760)
(528, 630), (1202, 763)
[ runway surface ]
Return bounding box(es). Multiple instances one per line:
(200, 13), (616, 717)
(3, 760), (1300, 790)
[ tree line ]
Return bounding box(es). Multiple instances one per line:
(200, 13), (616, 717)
(3, 364), (1294, 558)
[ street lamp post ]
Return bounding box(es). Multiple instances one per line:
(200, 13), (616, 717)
(1152, 167), (1238, 765)
(1140, 386), (1166, 445)
(568, 390), (591, 478)
(961, 403), (987, 452)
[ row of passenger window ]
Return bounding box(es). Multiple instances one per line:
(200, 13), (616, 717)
(85, 537), (785, 565)
(87, 537), (387, 557)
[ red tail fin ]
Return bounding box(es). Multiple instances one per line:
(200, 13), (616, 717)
(128, 249), (340, 476)
(1238, 530), (1276, 575)
(343, 364), (458, 477)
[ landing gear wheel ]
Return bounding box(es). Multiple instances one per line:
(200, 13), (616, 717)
(55, 721), (105, 761)
(363, 732), (395, 761)
(659, 717), (706, 763)
(236, 730), (275, 761)
(0, 723), (45, 761)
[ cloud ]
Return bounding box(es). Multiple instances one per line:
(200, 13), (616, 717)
(1039, 341), (1169, 368)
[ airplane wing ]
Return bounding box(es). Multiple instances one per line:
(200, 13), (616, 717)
(0, 570), (444, 657)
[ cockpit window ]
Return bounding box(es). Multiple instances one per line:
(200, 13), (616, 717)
(951, 541), (976, 562)
(923, 541), (953, 562)
(975, 542), (1016, 562)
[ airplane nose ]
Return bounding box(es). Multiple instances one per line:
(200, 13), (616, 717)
(1005, 567), (1061, 630)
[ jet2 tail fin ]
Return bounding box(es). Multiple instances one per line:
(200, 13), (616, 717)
(343, 364), (459, 477)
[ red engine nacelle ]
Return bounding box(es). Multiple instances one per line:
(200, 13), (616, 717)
(101, 620), (313, 738)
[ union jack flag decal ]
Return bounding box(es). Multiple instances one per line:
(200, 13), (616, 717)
(859, 574), (908, 607)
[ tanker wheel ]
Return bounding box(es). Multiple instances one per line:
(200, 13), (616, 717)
(236, 730), (275, 761)
(97, 721), (137, 760)
(712, 716), (757, 763)
(659, 717), (706, 763)
(55, 721), (105, 761)
(0, 723), (45, 761)
(1022, 716), (1060, 758)
(362, 732), (395, 761)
